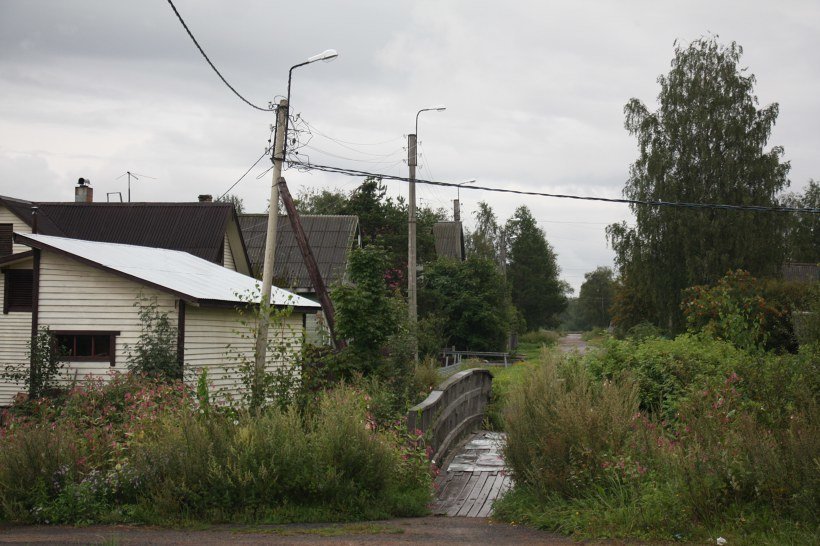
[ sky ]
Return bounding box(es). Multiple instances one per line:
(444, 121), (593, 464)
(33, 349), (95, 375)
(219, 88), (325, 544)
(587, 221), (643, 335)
(1, 0), (818, 293)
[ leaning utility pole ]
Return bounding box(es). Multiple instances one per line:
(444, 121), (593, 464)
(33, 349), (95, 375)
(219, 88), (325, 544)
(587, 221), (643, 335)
(277, 176), (344, 350)
(254, 98), (288, 378)
(407, 133), (418, 327)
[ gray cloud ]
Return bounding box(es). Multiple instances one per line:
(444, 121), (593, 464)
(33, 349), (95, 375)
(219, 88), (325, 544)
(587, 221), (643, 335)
(1, 0), (817, 292)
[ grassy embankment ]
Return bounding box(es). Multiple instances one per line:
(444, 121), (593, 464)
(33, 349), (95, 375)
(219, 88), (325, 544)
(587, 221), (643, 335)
(490, 333), (819, 545)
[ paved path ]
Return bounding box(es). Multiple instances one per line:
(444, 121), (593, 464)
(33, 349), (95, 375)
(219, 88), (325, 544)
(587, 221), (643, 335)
(430, 431), (512, 517)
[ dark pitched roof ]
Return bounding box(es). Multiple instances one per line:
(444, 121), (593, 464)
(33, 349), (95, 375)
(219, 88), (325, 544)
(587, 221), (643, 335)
(0, 197), (244, 266)
(239, 214), (359, 292)
(432, 221), (465, 260)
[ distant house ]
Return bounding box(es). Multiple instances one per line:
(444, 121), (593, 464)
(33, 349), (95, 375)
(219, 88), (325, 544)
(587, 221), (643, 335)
(239, 214), (360, 342)
(0, 233), (319, 406)
(432, 221), (466, 261)
(0, 192), (251, 275)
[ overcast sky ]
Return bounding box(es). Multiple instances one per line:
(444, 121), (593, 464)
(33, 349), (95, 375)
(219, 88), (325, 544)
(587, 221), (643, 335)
(1, 1), (817, 292)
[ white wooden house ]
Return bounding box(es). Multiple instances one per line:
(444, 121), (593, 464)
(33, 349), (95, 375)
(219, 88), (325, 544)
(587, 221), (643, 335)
(0, 233), (319, 405)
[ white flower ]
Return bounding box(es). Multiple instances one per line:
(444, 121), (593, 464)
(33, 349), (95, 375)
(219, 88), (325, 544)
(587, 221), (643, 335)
(716, 537), (727, 545)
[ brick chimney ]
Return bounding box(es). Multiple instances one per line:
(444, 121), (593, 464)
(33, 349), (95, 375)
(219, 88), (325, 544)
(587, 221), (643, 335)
(75, 178), (93, 203)
(198, 194), (213, 202)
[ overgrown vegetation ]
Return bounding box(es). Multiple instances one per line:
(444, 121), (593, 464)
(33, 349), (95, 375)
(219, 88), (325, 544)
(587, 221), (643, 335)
(1, 327), (66, 400)
(0, 376), (432, 525)
(125, 296), (180, 380)
(494, 333), (819, 543)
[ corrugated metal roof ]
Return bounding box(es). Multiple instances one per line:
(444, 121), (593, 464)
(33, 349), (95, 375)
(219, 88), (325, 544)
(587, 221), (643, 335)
(17, 233), (319, 308)
(239, 214), (359, 291)
(0, 197), (237, 265)
(433, 222), (465, 260)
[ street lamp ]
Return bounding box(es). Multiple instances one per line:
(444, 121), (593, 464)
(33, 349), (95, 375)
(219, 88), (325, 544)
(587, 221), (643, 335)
(408, 105), (446, 343)
(454, 179), (476, 223)
(255, 49), (338, 383)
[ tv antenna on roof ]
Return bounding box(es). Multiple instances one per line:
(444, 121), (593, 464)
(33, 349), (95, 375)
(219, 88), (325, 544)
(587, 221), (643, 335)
(115, 171), (157, 202)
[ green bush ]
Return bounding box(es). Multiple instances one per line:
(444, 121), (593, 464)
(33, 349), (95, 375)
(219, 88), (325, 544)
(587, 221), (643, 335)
(131, 384), (430, 521)
(586, 334), (751, 420)
(496, 336), (820, 542)
(519, 329), (559, 346)
(0, 377), (431, 524)
(503, 352), (639, 498)
(125, 297), (180, 380)
(1, 327), (66, 400)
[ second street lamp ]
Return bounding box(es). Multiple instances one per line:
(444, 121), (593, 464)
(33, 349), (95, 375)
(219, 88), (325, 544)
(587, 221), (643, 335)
(407, 106), (446, 349)
(255, 49), (338, 386)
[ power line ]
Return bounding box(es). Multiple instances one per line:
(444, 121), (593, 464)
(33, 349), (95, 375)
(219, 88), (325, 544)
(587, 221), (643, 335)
(286, 159), (820, 214)
(165, 0), (273, 113)
(218, 147), (271, 199)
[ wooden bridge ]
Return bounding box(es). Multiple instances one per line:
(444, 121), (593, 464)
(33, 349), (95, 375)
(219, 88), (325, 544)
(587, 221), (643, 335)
(407, 368), (512, 517)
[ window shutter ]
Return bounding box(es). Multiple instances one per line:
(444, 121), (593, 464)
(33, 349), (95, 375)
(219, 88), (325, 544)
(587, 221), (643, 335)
(0, 224), (12, 257)
(4, 270), (33, 312)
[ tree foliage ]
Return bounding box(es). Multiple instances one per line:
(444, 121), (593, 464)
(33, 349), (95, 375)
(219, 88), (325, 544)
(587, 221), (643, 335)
(578, 267), (616, 329)
(215, 193), (245, 214)
(608, 37), (790, 332)
(419, 257), (512, 351)
(295, 178), (444, 272)
(332, 246), (406, 374)
(781, 180), (819, 263)
(506, 206), (567, 330)
(466, 201), (502, 263)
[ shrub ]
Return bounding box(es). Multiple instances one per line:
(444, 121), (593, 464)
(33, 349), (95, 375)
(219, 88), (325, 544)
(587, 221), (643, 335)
(0, 374), (190, 523)
(1, 327), (66, 400)
(519, 329), (559, 346)
(503, 352), (640, 497)
(131, 384), (431, 520)
(586, 334), (750, 420)
(125, 297), (179, 380)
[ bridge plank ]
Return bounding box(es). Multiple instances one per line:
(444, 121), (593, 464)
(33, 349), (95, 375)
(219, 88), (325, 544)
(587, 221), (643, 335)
(456, 471), (491, 516)
(447, 471), (483, 516)
(467, 471), (499, 517)
(430, 471), (468, 515)
(476, 472), (507, 517)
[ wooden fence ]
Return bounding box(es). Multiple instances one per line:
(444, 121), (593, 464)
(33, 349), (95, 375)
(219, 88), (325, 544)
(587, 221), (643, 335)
(407, 368), (493, 466)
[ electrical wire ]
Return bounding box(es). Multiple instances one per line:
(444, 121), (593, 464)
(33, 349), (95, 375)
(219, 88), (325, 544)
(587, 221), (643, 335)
(286, 160), (820, 215)
(218, 147), (271, 199)
(302, 144), (404, 164)
(300, 119), (404, 146)
(165, 0), (273, 113)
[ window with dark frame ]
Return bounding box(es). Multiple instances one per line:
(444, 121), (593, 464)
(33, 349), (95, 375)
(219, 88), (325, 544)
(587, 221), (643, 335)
(3, 269), (33, 313)
(53, 331), (119, 366)
(0, 224), (12, 257)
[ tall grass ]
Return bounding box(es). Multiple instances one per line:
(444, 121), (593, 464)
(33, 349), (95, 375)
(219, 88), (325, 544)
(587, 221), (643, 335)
(0, 377), (432, 524)
(496, 340), (820, 543)
(503, 352), (639, 497)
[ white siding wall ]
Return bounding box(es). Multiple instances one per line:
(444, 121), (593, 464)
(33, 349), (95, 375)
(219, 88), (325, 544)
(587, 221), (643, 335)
(185, 306), (303, 402)
(0, 272), (31, 406)
(2, 249), (304, 406)
(37, 251), (177, 382)
(222, 235), (236, 271)
(0, 206), (32, 254)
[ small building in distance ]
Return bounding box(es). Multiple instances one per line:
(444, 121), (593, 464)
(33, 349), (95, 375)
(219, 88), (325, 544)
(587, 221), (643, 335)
(432, 221), (466, 261)
(239, 214), (360, 342)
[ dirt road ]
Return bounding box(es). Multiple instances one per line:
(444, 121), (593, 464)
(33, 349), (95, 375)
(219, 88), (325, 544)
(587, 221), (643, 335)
(0, 517), (596, 545)
(557, 332), (587, 354)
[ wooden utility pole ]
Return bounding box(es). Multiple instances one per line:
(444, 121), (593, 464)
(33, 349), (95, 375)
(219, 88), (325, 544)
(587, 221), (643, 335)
(277, 176), (344, 350)
(254, 98), (288, 377)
